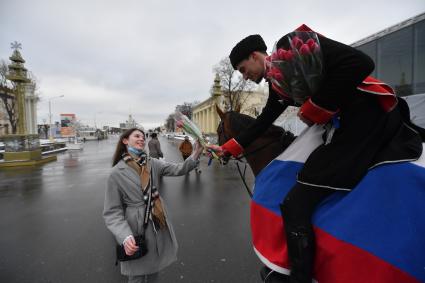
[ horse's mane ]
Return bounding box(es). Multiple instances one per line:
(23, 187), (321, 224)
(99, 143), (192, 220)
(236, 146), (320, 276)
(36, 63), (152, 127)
(221, 111), (296, 174)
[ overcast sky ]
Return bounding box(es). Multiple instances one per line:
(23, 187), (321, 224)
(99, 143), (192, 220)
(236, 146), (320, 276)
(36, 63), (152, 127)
(1, 0), (424, 129)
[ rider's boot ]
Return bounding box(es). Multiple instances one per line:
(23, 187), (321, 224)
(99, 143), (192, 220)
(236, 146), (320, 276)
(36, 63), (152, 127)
(279, 183), (331, 283)
(283, 223), (315, 283)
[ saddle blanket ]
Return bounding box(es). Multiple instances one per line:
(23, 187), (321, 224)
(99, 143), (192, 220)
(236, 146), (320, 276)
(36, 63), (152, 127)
(251, 125), (425, 283)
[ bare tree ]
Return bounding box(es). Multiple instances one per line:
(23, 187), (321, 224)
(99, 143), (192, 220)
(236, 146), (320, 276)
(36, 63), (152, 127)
(0, 88), (17, 134)
(176, 102), (194, 119)
(0, 60), (8, 87)
(0, 61), (18, 133)
(213, 57), (256, 112)
(165, 114), (175, 132)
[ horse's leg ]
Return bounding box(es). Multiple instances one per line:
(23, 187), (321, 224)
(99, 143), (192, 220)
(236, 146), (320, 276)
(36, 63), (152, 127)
(280, 183), (334, 283)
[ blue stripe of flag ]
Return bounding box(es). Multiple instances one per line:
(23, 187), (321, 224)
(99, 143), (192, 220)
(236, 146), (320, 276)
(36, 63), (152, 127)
(254, 160), (425, 282)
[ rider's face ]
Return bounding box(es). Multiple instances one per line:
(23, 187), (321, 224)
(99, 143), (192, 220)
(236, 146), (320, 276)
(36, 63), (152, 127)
(237, 52), (265, 84)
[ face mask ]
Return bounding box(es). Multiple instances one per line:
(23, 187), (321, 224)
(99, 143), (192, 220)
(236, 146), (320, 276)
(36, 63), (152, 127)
(127, 145), (145, 157)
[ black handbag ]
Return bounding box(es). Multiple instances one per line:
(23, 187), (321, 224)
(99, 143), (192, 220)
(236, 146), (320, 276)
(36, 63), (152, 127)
(115, 168), (153, 264)
(116, 234), (148, 262)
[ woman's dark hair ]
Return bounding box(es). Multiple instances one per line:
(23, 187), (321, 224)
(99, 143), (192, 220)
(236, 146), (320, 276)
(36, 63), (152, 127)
(151, 132), (157, 138)
(112, 128), (145, 166)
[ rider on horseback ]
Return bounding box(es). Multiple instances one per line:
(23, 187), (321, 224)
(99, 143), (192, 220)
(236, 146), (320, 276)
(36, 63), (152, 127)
(209, 25), (423, 283)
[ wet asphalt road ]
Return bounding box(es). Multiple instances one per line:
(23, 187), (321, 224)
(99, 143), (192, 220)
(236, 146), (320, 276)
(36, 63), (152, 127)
(0, 136), (263, 283)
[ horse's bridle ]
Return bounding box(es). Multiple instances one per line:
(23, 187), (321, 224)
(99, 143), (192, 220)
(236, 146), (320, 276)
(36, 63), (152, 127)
(217, 119), (280, 160)
(217, 120), (231, 146)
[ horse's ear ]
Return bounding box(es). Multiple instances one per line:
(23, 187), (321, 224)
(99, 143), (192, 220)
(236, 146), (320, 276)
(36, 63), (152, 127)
(234, 103), (241, 113)
(215, 104), (225, 120)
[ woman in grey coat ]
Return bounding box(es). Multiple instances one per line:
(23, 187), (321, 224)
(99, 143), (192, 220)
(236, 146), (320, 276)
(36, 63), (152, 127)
(104, 128), (203, 283)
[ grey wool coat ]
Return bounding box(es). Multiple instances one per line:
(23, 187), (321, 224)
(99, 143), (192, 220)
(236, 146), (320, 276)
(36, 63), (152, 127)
(103, 156), (198, 276)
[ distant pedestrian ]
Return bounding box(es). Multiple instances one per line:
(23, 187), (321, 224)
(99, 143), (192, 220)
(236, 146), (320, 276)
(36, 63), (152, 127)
(103, 128), (204, 283)
(148, 133), (163, 159)
(178, 136), (192, 161)
(179, 136), (201, 173)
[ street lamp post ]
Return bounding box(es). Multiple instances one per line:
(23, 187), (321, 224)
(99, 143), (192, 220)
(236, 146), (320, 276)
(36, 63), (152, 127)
(48, 95), (64, 141)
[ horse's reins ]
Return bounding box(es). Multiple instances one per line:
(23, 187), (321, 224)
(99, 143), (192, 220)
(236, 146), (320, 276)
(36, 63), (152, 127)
(234, 139), (282, 198)
(217, 120), (281, 198)
(218, 120), (280, 159)
(238, 139), (281, 160)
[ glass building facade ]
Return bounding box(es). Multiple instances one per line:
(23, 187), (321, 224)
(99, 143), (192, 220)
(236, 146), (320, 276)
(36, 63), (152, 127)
(352, 13), (425, 97)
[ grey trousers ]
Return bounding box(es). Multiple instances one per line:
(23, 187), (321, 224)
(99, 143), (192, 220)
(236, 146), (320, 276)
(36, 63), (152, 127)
(128, 273), (159, 283)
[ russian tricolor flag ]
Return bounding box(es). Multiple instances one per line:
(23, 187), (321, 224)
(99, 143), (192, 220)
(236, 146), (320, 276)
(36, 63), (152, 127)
(251, 125), (425, 283)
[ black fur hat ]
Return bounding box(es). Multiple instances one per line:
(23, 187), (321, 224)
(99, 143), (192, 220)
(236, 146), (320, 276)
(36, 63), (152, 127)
(229, 34), (267, 69)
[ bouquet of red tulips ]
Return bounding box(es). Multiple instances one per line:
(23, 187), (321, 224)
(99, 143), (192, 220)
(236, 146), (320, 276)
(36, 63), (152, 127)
(266, 30), (323, 105)
(174, 111), (219, 160)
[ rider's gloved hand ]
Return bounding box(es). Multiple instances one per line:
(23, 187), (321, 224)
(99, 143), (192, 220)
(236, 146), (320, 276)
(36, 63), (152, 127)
(298, 98), (338, 126)
(221, 138), (243, 157)
(207, 139), (243, 164)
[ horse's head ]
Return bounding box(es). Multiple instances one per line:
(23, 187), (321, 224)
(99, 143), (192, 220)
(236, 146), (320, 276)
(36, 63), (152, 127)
(215, 105), (252, 146)
(215, 105), (295, 175)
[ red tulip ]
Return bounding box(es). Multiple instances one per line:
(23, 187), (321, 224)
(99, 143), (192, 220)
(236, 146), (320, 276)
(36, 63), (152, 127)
(176, 121), (184, 128)
(299, 44), (311, 55)
(310, 42), (320, 53)
(274, 71), (284, 81)
(291, 36), (303, 49)
(284, 50), (294, 61)
(271, 52), (279, 61)
(270, 67), (284, 81)
(306, 38), (315, 49)
(277, 48), (287, 60)
(265, 56), (271, 62)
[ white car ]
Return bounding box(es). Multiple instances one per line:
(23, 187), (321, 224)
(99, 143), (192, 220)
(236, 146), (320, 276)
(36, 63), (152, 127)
(174, 134), (194, 142)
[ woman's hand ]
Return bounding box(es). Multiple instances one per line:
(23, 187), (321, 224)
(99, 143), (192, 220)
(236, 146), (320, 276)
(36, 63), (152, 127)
(192, 140), (204, 160)
(123, 235), (139, 256)
(206, 144), (231, 164)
